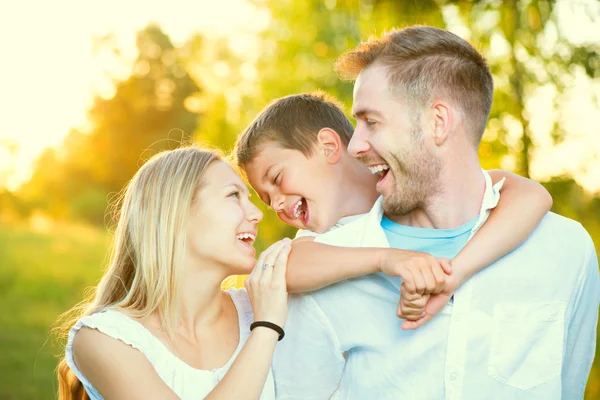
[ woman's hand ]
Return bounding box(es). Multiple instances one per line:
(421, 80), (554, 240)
(245, 238), (291, 327)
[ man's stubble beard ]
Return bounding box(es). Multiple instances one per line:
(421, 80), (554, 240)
(382, 130), (442, 218)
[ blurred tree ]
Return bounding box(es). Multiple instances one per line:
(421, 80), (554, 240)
(21, 25), (200, 224)
(442, 0), (600, 177)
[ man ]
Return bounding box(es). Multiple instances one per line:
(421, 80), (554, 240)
(271, 26), (599, 399)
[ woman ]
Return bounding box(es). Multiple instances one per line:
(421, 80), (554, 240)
(57, 146), (290, 399)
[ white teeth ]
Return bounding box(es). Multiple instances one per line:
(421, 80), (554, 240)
(236, 233), (255, 242)
(368, 164), (390, 175)
(293, 199), (303, 218)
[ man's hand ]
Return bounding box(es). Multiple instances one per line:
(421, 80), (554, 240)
(399, 272), (464, 330)
(378, 249), (457, 328)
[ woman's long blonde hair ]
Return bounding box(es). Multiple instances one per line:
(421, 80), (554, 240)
(55, 146), (220, 399)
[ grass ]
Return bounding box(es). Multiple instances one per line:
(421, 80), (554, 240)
(0, 223), (109, 399)
(0, 222), (597, 399)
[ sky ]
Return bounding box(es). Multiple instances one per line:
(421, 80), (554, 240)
(0, 0), (599, 192)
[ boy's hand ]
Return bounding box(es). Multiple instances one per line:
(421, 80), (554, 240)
(378, 249), (452, 295)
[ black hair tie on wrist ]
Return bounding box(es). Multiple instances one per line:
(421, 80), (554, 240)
(250, 321), (285, 341)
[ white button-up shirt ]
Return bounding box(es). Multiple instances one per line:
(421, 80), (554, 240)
(273, 171), (599, 400)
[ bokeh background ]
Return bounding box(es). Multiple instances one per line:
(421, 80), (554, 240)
(0, 0), (599, 398)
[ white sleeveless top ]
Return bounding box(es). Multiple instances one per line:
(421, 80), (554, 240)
(65, 288), (275, 399)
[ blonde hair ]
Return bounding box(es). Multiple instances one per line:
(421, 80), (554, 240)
(55, 146), (220, 399)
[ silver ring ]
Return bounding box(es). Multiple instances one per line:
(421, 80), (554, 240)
(262, 263), (273, 270)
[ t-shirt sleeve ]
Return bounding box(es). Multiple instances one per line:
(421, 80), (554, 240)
(294, 228), (318, 239)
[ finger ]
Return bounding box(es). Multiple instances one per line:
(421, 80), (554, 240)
(260, 239), (289, 278)
(398, 307), (426, 320)
(401, 293), (452, 330)
(438, 258), (452, 275)
(412, 266), (426, 295)
(403, 295), (428, 309)
(400, 267), (417, 294)
(253, 239), (287, 279)
(397, 300), (427, 319)
(425, 293), (452, 317)
(400, 290), (423, 302)
(420, 267), (437, 295)
(251, 242), (273, 282)
(401, 314), (433, 330)
(272, 240), (291, 284)
(397, 291), (429, 318)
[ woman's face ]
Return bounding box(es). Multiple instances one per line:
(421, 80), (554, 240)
(187, 161), (263, 274)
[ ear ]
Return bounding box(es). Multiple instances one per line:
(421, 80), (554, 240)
(429, 101), (453, 147)
(316, 128), (343, 164)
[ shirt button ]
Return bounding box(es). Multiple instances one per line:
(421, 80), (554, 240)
(450, 372), (458, 381)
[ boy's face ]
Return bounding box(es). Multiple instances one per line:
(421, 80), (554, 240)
(244, 142), (342, 234)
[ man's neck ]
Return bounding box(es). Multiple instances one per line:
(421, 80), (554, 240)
(389, 163), (486, 230)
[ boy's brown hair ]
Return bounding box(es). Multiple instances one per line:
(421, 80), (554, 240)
(335, 26), (493, 145)
(235, 91), (354, 167)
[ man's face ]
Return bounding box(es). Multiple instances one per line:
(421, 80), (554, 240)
(349, 64), (441, 217)
(243, 142), (342, 234)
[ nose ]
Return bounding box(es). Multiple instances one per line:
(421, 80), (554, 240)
(348, 125), (371, 158)
(270, 194), (286, 213)
(247, 201), (263, 223)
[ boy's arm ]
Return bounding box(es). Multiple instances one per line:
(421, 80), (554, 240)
(400, 170), (553, 329)
(286, 237), (378, 293)
(452, 170), (552, 283)
(287, 238), (450, 294)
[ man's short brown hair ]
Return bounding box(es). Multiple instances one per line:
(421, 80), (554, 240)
(335, 26), (493, 144)
(235, 91), (354, 167)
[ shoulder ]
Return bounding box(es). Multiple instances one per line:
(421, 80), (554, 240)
(70, 325), (178, 399)
(69, 316), (161, 395)
(502, 212), (597, 287)
(532, 212), (594, 255)
(67, 309), (163, 370)
(72, 324), (135, 366)
(315, 213), (370, 246)
(67, 310), (181, 398)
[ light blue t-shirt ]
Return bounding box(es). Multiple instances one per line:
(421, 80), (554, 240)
(380, 216), (478, 260)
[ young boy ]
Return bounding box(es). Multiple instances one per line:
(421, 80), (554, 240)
(235, 91), (552, 329)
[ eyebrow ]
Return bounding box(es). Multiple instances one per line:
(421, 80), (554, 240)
(259, 165), (276, 206)
(225, 182), (248, 194)
(352, 108), (384, 120)
(262, 165), (275, 183)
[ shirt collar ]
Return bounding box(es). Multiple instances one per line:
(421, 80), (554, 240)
(359, 169), (503, 246)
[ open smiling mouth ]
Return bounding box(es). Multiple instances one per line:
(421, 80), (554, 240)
(236, 232), (256, 250)
(369, 164), (390, 193)
(291, 198), (309, 224)
(368, 164), (390, 183)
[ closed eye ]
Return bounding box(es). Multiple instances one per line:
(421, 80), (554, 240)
(274, 172), (282, 186)
(228, 190), (240, 199)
